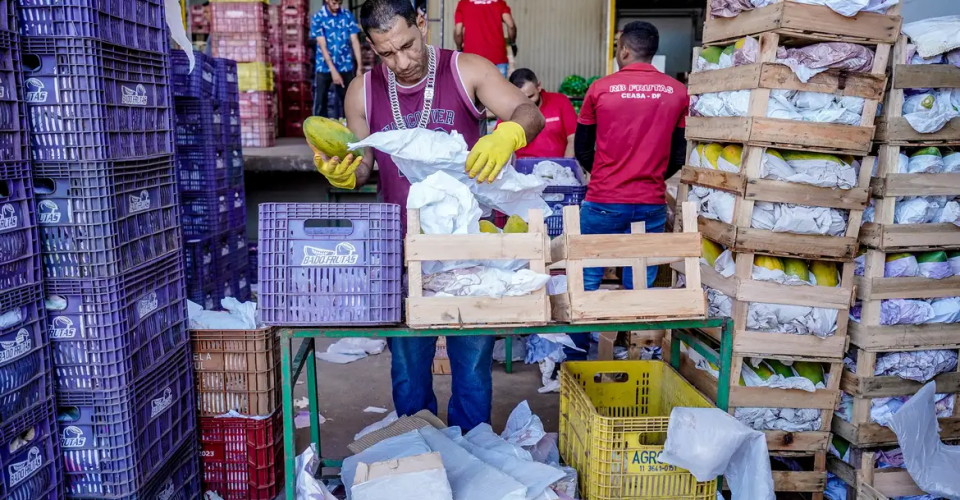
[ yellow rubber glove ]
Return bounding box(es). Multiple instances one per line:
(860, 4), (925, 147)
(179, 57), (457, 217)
(466, 121), (527, 183)
(310, 141), (362, 189)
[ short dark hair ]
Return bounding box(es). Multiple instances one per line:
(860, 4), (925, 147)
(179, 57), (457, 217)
(620, 21), (659, 60)
(359, 0), (418, 34)
(509, 68), (538, 88)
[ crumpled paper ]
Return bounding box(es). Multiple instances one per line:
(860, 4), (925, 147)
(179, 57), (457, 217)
(762, 151), (857, 189)
(187, 298), (258, 330)
(531, 161), (580, 187)
(316, 338), (387, 364)
(423, 267), (549, 299)
(776, 43), (874, 83)
(894, 196), (960, 225)
(351, 129), (550, 219)
(688, 188), (848, 236)
(710, 0), (896, 17)
(501, 401), (546, 447)
(902, 90), (960, 134)
(694, 89), (863, 126)
(734, 407), (823, 432)
(747, 302), (838, 337)
(888, 382), (960, 498)
(902, 16), (960, 59)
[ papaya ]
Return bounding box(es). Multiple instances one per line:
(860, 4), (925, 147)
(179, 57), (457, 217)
(832, 436), (850, 459)
(503, 215), (529, 234)
(479, 221), (500, 234)
(766, 148), (784, 160)
(754, 255), (784, 272)
(794, 361), (825, 386)
(887, 252), (915, 263)
(702, 239), (725, 267)
(702, 143), (724, 169)
(722, 45), (735, 56)
(700, 46), (723, 65)
(781, 150), (844, 166)
(720, 144), (743, 170)
(949, 250), (960, 259)
(752, 362), (775, 381)
(917, 250), (948, 264)
(304, 116), (361, 161)
(783, 258), (810, 282)
(810, 261), (839, 287)
(911, 146), (941, 158)
(765, 359), (795, 378)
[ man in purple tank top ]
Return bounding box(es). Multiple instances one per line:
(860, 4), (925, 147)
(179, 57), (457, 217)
(312, 0), (544, 432)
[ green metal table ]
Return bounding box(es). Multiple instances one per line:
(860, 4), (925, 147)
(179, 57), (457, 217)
(279, 318), (733, 499)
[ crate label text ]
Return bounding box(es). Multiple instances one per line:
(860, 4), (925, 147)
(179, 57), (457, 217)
(0, 203), (18, 229)
(302, 242), (359, 266)
(61, 426), (87, 448)
(25, 78), (48, 103)
(38, 200), (61, 223)
(121, 84), (149, 106)
(0, 328), (31, 362)
(150, 388), (174, 418)
(8, 447), (43, 486)
(50, 316), (78, 339)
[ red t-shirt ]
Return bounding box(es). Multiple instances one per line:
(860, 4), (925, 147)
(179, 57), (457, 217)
(454, 0), (511, 65)
(508, 92), (577, 158)
(578, 63), (688, 205)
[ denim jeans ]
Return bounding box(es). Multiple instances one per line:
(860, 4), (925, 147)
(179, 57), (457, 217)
(496, 63), (509, 78)
(313, 70), (355, 118)
(387, 335), (495, 432)
(565, 201), (668, 360)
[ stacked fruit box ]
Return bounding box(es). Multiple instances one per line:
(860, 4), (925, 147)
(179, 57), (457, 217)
(192, 327), (282, 499)
(17, 0), (201, 497)
(173, 50), (252, 310)
(210, 0), (276, 147)
(669, 2), (904, 498)
(826, 31), (960, 500)
(278, 0), (313, 138)
(0, 2), (60, 497)
(190, 4), (211, 34)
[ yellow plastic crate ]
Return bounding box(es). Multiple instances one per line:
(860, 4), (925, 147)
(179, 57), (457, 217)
(238, 62), (274, 92)
(559, 361), (718, 500)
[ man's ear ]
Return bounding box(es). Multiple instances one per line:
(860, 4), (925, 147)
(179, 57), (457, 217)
(417, 14), (428, 38)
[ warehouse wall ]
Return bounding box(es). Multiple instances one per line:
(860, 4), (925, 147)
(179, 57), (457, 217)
(901, 0), (960, 22)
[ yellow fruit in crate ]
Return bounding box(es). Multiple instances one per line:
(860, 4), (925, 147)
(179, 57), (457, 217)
(304, 116), (361, 161)
(781, 150), (844, 166)
(794, 362), (826, 386)
(735, 37), (751, 50)
(752, 362), (775, 381)
(721, 144), (743, 169)
(701, 239), (724, 267)
(700, 46), (723, 65)
(783, 258), (810, 281)
(479, 221), (500, 234)
(810, 261), (839, 287)
(691, 143), (705, 167)
(503, 215), (529, 234)
(886, 252), (914, 262)
(702, 143), (724, 169)
(754, 255), (784, 272)
(766, 148), (784, 160)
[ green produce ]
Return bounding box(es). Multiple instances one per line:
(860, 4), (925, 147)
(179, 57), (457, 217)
(754, 255), (784, 272)
(887, 252), (915, 262)
(783, 258), (810, 281)
(811, 261), (839, 287)
(917, 251), (948, 264)
(559, 75), (589, 98)
(722, 44), (735, 56)
(782, 150), (845, 166)
(911, 146), (942, 158)
(832, 436), (850, 459)
(700, 46), (723, 64)
(721, 144), (743, 169)
(752, 362), (775, 381)
(765, 359), (795, 378)
(479, 221), (500, 234)
(503, 215), (529, 234)
(794, 361), (825, 385)
(304, 116), (360, 161)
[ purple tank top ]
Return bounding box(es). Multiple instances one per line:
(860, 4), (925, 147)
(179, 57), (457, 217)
(365, 48), (484, 232)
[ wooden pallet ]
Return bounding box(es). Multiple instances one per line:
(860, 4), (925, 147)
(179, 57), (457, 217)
(547, 203), (707, 324)
(702, 0), (902, 46)
(405, 209), (551, 328)
(677, 150), (874, 261)
(874, 35), (960, 146)
(828, 451), (930, 500)
(859, 144), (960, 251)
(687, 32), (890, 155)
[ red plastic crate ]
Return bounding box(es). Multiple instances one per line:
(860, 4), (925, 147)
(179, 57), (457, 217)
(283, 99), (311, 121)
(211, 34), (269, 63)
(242, 118), (276, 148)
(239, 91), (276, 120)
(281, 0), (308, 7)
(281, 81), (311, 104)
(199, 412), (283, 500)
(281, 4), (308, 25)
(281, 62), (311, 82)
(282, 121), (304, 138)
(212, 2), (268, 33)
(282, 42), (311, 63)
(268, 4), (280, 27)
(280, 24), (307, 42)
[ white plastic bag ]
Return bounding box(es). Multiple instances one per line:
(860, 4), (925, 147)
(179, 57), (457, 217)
(902, 91), (960, 134)
(297, 445), (338, 500)
(501, 401), (546, 447)
(659, 408), (775, 500)
(889, 382), (960, 499)
(902, 16), (960, 59)
(350, 129), (550, 219)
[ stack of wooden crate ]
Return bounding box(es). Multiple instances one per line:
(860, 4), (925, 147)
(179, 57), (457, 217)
(827, 34), (960, 500)
(672, 2), (902, 498)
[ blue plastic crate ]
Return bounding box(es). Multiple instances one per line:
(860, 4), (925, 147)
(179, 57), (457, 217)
(46, 252), (189, 391)
(140, 437), (200, 500)
(0, 164), (42, 292)
(258, 203), (402, 326)
(175, 99), (222, 147)
(181, 185), (246, 239)
(23, 37), (174, 162)
(516, 158), (587, 237)
(0, 0), (18, 33)
(213, 57), (238, 104)
(0, 286), (50, 426)
(176, 145), (229, 194)
(34, 155), (182, 280)
(221, 100), (240, 144)
(172, 49), (214, 99)
(0, 32), (29, 163)
(18, 0), (167, 53)
(0, 398), (63, 500)
(57, 344), (195, 498)
(225, 145), (243, 187)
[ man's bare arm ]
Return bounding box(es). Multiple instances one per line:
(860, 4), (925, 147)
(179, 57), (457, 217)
(564, 134), (575, 157)
(344, 76), (374, 188)
(503, 13), (516, 44)
(454, 23), (464, 51)
(462, 53), (544, 142)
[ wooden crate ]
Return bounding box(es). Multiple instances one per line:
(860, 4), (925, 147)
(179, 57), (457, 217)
(677, 151), (874, 261)
(828, 451), (931, 500)
(405, 209), (551, 328)
(670, 338), (834, 499)
(547, 203), (706, 323)
(874, 35), (960, 145)
(859, 144), (960, 251)
(673, 251), (855, 359)
(702, 0), (902, 46)
(687, 32), (890, 155)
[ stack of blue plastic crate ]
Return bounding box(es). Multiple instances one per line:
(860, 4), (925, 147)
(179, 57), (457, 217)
(173, 50), (251, 310)
(17, 0), (200, 498)
(0, 1), (62, 498)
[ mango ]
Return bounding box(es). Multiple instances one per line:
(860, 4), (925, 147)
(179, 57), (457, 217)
(765, 359), (795, 378)
(702, 239), (725, 267)
(479, 221), (500, 234)
(811, 261), (839, 287)
(783, 258), (810, 282)
(503, 215), (529, 234)
(701, 46), (723, 64)
(794, 361), (825, 386)
(912, 146), (941, 158)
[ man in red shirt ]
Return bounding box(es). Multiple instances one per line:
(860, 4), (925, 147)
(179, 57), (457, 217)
(454, 0), (516, 78)
(568, 21), (688, 359)
(509, 68), (577, 158)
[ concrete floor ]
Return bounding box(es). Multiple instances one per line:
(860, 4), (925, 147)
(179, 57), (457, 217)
(292, 337), (559, 459)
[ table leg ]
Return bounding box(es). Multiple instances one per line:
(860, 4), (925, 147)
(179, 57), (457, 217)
(505, 335), (513, 374)
(715, 319), (733, 411)
(305, 338), (322, 458)
(280, 333), (298, 500)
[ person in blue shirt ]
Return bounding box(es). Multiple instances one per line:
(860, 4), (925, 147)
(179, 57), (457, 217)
(311, 0), (363, 118)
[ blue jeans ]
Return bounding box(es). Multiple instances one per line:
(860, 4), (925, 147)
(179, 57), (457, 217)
(387, 336), (495, 432)
(496, 63), (509, 78)
(565, 202), (668, 361)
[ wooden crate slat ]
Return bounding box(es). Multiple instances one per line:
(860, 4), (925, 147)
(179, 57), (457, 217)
(736, 277), (852, 309)
(842, 369), (960, 399)
(565, 233), (701, 260)
(848, 322), (960, 351)
(688, 62), (885, 99)
(858, 222), (960, 251)
(856, 275), (960, 301)
(828, 454), (927, 500)
(730, 385), (839, 409)
(680, 167), (745, 194)
(874, 173), (960, 198)
(686, 117), (876, 154)
(405, 233), (546, 262)
(832, 415), (960, 447)
(893, 63), (960, 90)
(406, 294), (549, 328)
(770, 470), (827, 493)
(733, 330), (847, 358)
(875, 117), (960, 145)
(746, 179), (870, 211)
